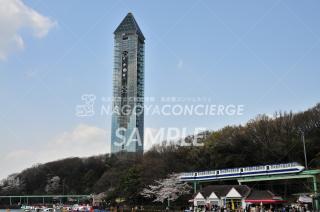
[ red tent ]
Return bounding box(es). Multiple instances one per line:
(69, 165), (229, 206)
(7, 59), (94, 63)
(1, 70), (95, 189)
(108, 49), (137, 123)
(245, 190), (286, 204)
(245, 199), (286, 204)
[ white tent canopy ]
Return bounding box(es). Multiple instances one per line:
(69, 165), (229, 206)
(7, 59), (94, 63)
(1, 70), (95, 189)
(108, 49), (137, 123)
(194, 192), (206, 206)
(226, 188), (242, 198)
(298, 195), (313, 203)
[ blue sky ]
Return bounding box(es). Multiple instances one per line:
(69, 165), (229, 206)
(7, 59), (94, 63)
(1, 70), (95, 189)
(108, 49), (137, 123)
(0, 0), (320, 179)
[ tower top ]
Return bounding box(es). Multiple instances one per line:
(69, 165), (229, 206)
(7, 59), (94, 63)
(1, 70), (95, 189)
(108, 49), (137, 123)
(114, 13), (145, 40)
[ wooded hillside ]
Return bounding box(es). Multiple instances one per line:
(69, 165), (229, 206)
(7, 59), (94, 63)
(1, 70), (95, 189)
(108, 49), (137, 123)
(1, 103), (319, 205)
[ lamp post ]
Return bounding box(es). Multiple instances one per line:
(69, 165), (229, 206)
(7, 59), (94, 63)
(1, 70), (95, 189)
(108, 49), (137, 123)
(301, 131), (308, 169)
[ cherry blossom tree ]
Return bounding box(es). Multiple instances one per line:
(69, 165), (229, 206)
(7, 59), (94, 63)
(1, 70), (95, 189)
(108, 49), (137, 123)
(140, 173), (191, 207)
(45, 176), (61, 194)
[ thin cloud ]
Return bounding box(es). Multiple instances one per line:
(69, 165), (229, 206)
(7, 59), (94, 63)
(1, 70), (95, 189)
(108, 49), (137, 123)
(0, 124), (108, 180)
(0, 0), (57, 60)
(177, 59), (184, 69)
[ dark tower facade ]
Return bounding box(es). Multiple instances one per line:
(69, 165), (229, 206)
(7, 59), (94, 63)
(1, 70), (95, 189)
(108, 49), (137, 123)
(111, 13), (145, 154)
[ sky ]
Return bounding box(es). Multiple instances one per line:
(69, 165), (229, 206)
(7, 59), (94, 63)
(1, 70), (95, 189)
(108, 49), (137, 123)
(1, 0), (320, 180)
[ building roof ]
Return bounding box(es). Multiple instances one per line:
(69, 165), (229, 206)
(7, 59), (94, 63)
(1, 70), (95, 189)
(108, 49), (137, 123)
(114, 13), (145, 40)
(246, 190), (274, 200)
(200, 185), (251, 198)
(194, 192), (205, 200)
(245, 189), (286, 204)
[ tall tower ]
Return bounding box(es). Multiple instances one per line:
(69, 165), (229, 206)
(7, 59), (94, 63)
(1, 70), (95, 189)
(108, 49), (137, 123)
(111, 13), (145, 154)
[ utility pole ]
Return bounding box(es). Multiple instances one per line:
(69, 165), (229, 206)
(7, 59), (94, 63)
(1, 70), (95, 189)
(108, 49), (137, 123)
(301, 131), (308, 169)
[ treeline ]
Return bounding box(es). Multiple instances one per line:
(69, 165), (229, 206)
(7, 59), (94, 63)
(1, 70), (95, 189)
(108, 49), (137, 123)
(1, 103), (320, 205)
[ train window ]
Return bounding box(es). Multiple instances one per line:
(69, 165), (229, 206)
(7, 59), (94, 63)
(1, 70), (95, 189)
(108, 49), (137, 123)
(240, 168), (243, 172)
(217, 170), (220, 175)
(194, 173), (197, 177)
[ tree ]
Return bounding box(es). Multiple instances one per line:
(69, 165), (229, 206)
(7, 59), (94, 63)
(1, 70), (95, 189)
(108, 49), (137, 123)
(121, 167), (141, 199)
(45, 176), (61, 194)
(140, 174), (191, 208)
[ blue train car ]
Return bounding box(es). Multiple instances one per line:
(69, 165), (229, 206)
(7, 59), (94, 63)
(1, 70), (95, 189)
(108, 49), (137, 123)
(179, 162), (305, 182)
